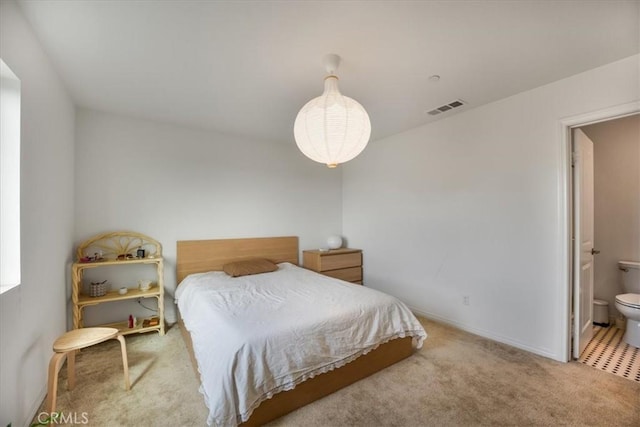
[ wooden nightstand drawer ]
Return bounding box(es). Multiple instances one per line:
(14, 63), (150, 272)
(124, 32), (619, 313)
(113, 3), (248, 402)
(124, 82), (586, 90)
(323, 266), (362, 282)
(317, 252), (361, 271)
(302, 248), (363, 285)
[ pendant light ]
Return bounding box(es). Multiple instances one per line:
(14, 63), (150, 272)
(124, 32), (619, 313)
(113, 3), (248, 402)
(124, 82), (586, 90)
(294, 54), (371, 168)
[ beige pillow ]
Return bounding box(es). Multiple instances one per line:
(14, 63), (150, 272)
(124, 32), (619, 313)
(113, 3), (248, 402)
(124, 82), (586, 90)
(222, 258), (278, 277)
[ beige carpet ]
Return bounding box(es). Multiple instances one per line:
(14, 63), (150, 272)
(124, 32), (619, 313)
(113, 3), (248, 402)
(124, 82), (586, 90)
(34, 318), (640, 426)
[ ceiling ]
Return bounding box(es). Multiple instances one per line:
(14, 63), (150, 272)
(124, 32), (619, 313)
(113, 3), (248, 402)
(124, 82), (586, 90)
(16, 0), (640, 144)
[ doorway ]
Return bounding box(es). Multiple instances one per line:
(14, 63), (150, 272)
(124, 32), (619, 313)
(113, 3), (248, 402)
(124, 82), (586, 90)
(567, 111), (640, 368)
(560, 102), (639, 363)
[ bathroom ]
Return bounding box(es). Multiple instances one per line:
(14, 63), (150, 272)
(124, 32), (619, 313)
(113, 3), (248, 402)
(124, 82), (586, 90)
(577, 114), (639, 375)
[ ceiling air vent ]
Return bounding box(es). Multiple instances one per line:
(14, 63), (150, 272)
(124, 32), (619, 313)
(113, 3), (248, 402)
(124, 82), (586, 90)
(427, 99), (466, 116)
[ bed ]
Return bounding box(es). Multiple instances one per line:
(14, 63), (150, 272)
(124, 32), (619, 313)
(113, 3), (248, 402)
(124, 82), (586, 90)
(175, 236), (426, 426)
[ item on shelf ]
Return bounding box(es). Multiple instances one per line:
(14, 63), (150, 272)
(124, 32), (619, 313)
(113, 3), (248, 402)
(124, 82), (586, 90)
(128, 314), (137, 329)
(118, 287), (128, 295)
(136, 247), (145, 258)
(89, 280), (107, 297)
(143, 317), (160, 327)
(80, 252), (104, 263)
(138, 279), (152, 291)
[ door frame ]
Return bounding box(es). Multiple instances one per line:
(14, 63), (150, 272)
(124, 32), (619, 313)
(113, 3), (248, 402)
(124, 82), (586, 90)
(558, 101), (639, 361)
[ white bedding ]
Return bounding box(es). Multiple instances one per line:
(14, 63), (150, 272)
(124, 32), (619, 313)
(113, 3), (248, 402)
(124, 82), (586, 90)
(175, 262), (427, 427)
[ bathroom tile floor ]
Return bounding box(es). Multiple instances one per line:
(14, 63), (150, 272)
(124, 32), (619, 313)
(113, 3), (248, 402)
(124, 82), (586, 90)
(578, 325), (639, 382)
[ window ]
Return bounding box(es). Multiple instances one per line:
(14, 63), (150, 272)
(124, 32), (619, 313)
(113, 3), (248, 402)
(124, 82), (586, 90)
(1, 59), (21, 294)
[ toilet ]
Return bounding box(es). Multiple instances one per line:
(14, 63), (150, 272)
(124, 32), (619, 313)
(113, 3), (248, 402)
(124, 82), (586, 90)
(614, 260), (640, 348)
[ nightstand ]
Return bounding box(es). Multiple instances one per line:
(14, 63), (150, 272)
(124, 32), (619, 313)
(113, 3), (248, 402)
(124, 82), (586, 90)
(303, 248), (363, 285)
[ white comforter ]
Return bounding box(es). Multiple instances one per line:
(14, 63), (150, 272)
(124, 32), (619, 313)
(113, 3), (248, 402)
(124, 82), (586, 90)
(175, 262), (427, 426)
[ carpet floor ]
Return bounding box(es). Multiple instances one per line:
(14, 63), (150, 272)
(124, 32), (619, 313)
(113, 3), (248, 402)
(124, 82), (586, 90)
(34, 318), (640, 426)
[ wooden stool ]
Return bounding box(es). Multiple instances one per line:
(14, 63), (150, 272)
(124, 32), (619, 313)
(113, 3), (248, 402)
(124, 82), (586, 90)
(46, 327), (130, 414)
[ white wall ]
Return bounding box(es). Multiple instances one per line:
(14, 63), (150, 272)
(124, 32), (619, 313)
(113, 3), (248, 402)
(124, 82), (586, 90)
(0, 1), (76, 426)
(343, 55), (639, 362)
(582, 114), (640, 318)
(75, 109), (342, 325)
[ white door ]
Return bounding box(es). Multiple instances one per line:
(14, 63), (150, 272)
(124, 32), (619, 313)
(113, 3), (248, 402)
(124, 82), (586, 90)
(573, 129), (595, 359)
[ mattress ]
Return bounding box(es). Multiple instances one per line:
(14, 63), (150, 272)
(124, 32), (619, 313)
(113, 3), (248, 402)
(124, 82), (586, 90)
(175, 262), (427, 426)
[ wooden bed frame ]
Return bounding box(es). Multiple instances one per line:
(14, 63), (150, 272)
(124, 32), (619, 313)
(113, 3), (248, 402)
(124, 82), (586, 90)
(176, 236), (414, 426)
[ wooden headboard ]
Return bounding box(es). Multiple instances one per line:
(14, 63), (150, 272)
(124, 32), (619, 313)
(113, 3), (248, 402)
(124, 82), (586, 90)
(176, 236), (299, 284)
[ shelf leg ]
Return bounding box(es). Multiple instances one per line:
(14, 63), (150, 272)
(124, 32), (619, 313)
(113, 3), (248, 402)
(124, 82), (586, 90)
(157, 262), (165, 336)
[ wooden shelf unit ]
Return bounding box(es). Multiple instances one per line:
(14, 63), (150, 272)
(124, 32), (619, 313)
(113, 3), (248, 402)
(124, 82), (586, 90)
(303, 248), (363, 285)
(71, 231), (165, 336)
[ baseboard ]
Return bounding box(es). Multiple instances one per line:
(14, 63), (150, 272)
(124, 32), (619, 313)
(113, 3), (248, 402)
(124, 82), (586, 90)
(23, 385), (47, 427)
(409, 306), (560, 361)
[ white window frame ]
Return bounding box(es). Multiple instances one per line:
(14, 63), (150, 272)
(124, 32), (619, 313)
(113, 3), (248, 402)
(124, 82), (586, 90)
(1, 58), (21, 294)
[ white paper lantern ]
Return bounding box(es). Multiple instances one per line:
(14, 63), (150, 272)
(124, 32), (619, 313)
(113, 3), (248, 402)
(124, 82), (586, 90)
(294, 54), (371, 168)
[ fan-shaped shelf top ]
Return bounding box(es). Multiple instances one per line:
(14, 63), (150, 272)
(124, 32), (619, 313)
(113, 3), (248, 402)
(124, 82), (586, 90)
(75, 231), (162, 262)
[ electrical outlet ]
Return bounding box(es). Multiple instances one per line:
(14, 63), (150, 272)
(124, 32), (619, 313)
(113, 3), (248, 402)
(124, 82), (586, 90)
(463, 296), (470, 306)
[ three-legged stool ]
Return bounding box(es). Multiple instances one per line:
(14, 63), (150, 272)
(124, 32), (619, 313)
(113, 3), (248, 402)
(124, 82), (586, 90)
(46, 327), (130, 414)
